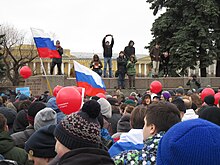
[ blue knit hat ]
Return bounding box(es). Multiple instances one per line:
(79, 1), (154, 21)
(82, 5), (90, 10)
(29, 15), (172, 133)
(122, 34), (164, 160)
(157, 119), (220, 165)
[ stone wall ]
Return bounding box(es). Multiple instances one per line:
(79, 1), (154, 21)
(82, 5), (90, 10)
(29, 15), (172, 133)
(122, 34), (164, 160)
(24, 76), (220, 96)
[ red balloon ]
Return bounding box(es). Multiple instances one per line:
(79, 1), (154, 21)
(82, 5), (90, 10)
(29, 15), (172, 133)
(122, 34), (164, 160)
(53, 85), (63, 97)
(56, 86), (82, 115)
(19, 66), (32, 79)
(96, 93), (106, 99)
(150, 81), (162, 94)
(214, 92), (220, 105)
(201, 88), (215, 101)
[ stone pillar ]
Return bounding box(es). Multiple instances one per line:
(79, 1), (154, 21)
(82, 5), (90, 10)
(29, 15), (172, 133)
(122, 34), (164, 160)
(139, 64), (141, 75)
(61, 63), (64, 74)
(33, 62), (36, 74)
(188, 68), (191, 77)
(48, 62), (50, 74)
(68, 63), (71, 77)
(144, 64), (147, 77)
(55, 65), (58, 75)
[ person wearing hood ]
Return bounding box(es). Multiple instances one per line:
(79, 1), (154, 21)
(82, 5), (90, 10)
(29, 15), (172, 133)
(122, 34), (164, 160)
(0, 113), (32, 165)
(138, 94), (151, 108)
(124, 40), (135, 60)
(117, 51), (127, 89)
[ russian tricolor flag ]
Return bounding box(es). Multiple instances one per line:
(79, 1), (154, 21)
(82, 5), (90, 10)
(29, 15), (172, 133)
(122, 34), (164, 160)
(31, 28), (60, 58)
(73, 61), (106, 96)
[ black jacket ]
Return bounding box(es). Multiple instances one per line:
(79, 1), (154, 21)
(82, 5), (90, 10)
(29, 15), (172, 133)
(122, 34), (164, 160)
(117, 56), (127, 74)
(58, 148), (114, 165)
(102, 37), (114, 58)
(52, 46), (63, 63)
(124, 46), (135, 60)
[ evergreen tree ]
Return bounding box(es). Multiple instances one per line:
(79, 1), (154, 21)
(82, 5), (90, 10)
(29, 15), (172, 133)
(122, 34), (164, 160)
(147, 0), (220, 77)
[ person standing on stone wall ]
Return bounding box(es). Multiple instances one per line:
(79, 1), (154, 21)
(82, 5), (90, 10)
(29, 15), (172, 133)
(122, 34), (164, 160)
(150, 43), (160, 78)
(124, 40), (135, 60)
(102, 34), (114, 78)
(50, 40), (63, 75)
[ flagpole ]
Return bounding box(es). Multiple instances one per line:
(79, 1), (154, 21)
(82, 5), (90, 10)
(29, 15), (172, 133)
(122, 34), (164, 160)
(39, 58), (53, 95)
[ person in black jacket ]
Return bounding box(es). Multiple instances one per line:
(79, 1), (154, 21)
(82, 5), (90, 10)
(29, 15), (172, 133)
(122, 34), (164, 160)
(161, 51), (170, 77)
(117, 51), (127, 89)
(124, 40), (135, 60)
(102, 34), (114, 78)
(50, 40), (63, 75)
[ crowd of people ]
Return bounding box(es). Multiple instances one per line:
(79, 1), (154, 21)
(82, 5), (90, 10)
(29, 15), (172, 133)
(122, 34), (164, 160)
(0, 85), (220, 165)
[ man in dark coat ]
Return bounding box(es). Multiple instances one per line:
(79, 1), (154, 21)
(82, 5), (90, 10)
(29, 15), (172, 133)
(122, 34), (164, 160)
(102, 34), (114, 78)
(50, 40), (63, 75)
(124, 40), (135, 60)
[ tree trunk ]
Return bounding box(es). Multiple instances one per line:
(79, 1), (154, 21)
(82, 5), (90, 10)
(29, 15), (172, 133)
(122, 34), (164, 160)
(200, 67), (207, 77)
(216, 60), (220, 77)
(12, 69), (20, 86)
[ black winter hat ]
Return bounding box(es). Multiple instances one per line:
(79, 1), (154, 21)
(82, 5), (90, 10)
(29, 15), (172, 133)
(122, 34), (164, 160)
(13, 110), (28, 133)
(117, 114), (131, 132)
(27, 101), (46, 125)
(199, 107), (220, 126)
(54, 100), (102, 150)
(172, 98), (186, 113)
(107, 98), (120, 106)
(25, 125), (57, 158)
(204, 95), (215, 106)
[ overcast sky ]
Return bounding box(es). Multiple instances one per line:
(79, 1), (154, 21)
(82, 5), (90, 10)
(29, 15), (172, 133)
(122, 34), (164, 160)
(0, 0), (163, 54)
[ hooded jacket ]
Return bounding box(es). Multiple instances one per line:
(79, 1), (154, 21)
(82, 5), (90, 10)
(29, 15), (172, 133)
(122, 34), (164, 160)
(124, 41), (135, 60)
(0, 131), (32, 165)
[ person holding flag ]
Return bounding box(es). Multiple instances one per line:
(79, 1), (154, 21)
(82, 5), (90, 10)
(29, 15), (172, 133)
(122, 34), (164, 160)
(50, 40), (63, 75)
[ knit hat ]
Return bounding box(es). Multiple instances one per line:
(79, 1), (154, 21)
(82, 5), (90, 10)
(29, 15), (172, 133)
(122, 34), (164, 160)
(172, 98), (186, 113)
(117, 114), (131, 132)
(19, 94), (29, 101)
(47, 97), (60, 113)
(107, 98), (120, 106)
(34, 108), (57, 131)
(151, 93), (160, 101)
(97, 98), (112, 119)
(199, 106), (220, 126)
(54, 100), (102, 150)
(124, 99), (136, 106)
(0, 107), (17, 133)
(13, 110), (29, 133)
(25, 125), (57, 158)
(27, 101), (46, 125)
(157, 119), (220, 165)
(128, 96), (136, 101)
(175, 88), (184, 95)
(204, 95), (215, 106)
(162, 91), (171, 100)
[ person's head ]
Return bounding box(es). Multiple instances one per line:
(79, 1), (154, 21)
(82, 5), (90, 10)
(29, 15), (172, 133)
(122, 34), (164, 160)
(172, 98), (186, 119)
(0, 113), (8, 132)
(97, 98), (112, 119)
(119, 103), (127, 114)
(182, 96), (192, 109)
(161, 91), (171, 102)
(27, 101), (46, 126)
(130, 107), (146, 129)
(155, 43), (160, 49)
(143, 102), (181, 141)
(119, 51), (125, 57)
(0, 97), (3, 106)
(25, 125), (57, 165)
(204, 95), (215, 106)
(54, 100), (102, 158)
(128, 40), (134, 47)
(191, 93), (202, 109)
(163, 51), (169, 57)
(56, 40), (60, 47)
(142, 94), (151, 105)
(199, 106), (220, 126)
(129, 55), (135, 62)
(93, 54), (99, 61)
(151, 94), (160, 103)
(105, 41), (110, 46)
(175, 88), (184, 96)
(34, 108), (57, 131)
(124, 105), (134, 115)
(156, 119), (220, 165)
(17, 100), (31, 112)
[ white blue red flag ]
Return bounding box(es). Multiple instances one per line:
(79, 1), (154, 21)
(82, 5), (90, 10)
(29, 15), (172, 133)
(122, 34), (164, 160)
(31, 28), (60, 58)
(73, 60), (106, 96)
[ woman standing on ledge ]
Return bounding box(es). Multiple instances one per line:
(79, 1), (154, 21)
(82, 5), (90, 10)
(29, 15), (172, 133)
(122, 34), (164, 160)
(90, 54), (103, 76)
(117, 51), (127, 89)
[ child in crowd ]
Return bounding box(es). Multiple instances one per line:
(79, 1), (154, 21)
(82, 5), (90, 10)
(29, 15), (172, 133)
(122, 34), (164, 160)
(126, 55), (137, 89)
(109, 107), (146, 157)
(90, 54), (103, 76)
(113, 102), (181, 164)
